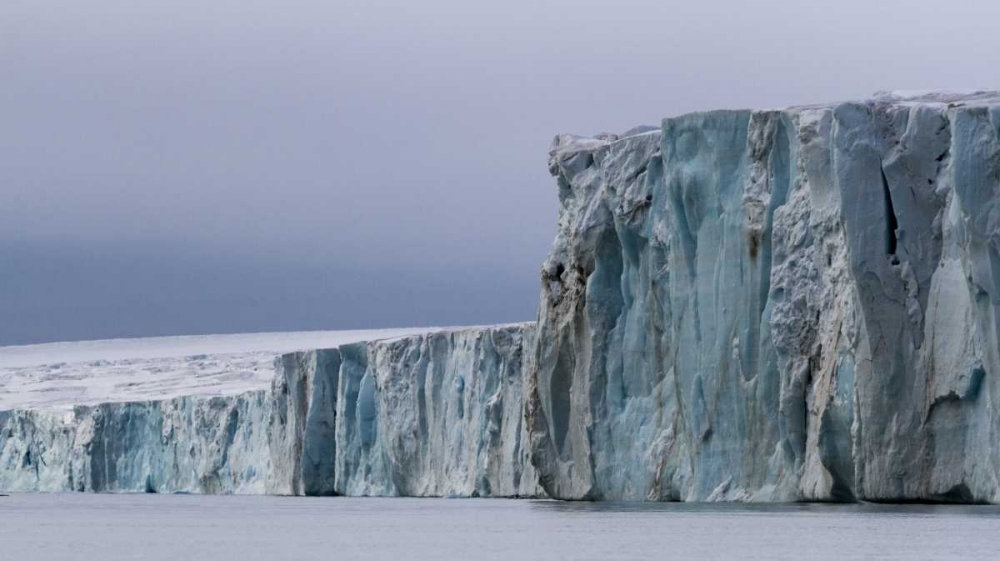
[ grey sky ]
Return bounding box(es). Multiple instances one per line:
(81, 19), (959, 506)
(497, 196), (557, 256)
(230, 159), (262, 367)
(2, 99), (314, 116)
(3, 0), (1000, 344)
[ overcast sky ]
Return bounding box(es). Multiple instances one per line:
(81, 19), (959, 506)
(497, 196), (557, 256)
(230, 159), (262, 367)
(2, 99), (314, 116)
(3, 0), (1000, 345)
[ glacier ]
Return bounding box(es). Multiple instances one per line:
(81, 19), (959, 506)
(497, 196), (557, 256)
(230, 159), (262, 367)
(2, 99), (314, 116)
(527, 90), (1000, 503)
(270, 325), (540, 497)
(5, 91), (1000, 503)
(0, 326), (540, 497)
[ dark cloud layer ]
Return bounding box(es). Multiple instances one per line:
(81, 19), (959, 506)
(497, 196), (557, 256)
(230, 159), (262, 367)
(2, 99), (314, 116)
(3, 1), (999, 344)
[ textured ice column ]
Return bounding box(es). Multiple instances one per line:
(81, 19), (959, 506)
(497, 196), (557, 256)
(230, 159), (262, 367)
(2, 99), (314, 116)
(938, 103), (1000, 503)
(528, 119), (801, 501)
(335, 324), (542, 497)
(0, 393), (271, 494)
(333, 340), (396, 495)
(527, 91), (1000, 503)
(0, 408), (79, 492)
(823, 96), (1000, 502)
(267, 349), (341, 495)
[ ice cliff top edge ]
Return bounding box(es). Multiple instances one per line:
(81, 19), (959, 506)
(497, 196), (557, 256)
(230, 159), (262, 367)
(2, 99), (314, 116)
(0, 327), (484, 410)
(551, 90), (1000, 150)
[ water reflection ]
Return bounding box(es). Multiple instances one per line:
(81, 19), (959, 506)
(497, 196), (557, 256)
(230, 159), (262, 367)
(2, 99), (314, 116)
(530, 498), (1000, 517)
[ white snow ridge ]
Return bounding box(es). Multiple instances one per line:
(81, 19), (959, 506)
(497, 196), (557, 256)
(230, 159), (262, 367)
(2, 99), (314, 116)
(0, 329), (436, 410)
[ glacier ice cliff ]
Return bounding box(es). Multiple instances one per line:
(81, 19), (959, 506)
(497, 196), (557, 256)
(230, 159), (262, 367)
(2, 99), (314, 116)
(270, 325), (540, 497)
(527, 90), (1000, 503)
(0, 325), (540, 497)
(5, 91), (1000, 504)
(0, 394), (271, 493)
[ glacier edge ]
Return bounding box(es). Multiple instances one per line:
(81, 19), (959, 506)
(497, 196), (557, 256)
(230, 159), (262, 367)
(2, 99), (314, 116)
(527, 90), (1000, 503)
(5, 91), (1000, 503)
(0, 325), (541, 497)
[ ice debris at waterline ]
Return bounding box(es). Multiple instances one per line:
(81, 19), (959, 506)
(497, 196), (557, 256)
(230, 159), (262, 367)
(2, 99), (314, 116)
(4, 91), (1000, 503)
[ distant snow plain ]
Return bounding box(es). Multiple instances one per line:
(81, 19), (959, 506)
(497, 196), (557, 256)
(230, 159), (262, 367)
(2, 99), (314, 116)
(0, 329), (441, 411)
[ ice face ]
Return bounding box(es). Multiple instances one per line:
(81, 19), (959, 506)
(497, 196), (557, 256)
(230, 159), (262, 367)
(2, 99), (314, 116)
(0, 325), (540, 497)
(0, 394), (272, 493)
(331, 326), (541, 498)
(527, 91), (1000, 503)
(6, 91), (1000, 503)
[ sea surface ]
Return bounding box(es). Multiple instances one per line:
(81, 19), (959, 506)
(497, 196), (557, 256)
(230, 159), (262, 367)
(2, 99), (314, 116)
(2, 494), (999, 560)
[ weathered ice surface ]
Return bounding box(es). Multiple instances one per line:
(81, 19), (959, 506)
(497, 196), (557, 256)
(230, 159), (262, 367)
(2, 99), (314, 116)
(528, 91), (1000, 503)
(0, 329), (436, 494)
(333, 325), (541, 497)
(267, 349), (342, 496)
(7, 91), (1000, 504)
(0, 394), (270, 493)
(0, 326), (540, 497)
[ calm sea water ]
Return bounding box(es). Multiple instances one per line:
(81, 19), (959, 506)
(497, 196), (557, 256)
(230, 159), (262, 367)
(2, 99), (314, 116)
(2, 494), (999, 560)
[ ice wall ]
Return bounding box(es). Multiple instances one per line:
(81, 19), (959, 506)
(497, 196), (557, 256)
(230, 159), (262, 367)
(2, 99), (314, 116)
(0, 325), (539, 497)
(526, 91), (1000, 503)
(6, 91), (1000, 504)
(0, 394), (270, 493)
(267, 349), (342, 496)
(333, 326), (540, 497)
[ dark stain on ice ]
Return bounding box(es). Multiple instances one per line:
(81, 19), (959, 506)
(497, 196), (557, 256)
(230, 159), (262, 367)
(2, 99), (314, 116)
(748, 230), (761, 259)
